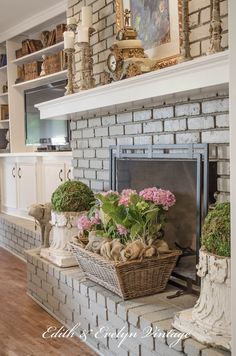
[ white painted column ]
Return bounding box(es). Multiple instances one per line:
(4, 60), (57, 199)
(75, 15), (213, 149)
(229, 0), (236, 352)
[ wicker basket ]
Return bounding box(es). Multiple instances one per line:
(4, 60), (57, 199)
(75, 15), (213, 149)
(70, 243), (182, 300)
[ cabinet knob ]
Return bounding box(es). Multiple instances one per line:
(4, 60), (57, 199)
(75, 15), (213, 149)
(12, 167), (16, 178)
(67, 169), (71, 181)
(18, 167), (22, 179)
(59, 169), (63, 182)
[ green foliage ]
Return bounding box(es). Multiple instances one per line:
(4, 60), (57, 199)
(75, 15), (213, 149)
(201, 202), (231, 257)
(51, 180), (94, 212)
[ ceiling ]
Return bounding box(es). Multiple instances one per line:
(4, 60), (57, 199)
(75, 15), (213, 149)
(0, 0), (66, 42)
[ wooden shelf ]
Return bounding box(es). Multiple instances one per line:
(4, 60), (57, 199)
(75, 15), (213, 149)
(0, 65), (7, 72)
(36, 51), (229, 120)
(13, 70), (67, 90)
(12, 42), (64, 66)
(0, 92), (8, 98)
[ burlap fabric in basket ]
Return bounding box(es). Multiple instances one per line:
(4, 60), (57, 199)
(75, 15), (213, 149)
(70, 243), (182, 300)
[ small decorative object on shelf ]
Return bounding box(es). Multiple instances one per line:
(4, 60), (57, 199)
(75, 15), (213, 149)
(0, 54), (7, 67)
(40, 180), (94, 267)
(2, 82), (8, 93)
(40, 55), (46, 76)
(28, 203), (52, 248)
(0, 105), (9, 121)
(41, 31), (50, 48)
(71, 188), (181, 300)
(103, 8), (160, 83)
(173, 203), (231, 351)
(179, 0), (192, 63)
(208, 0), (223, 54)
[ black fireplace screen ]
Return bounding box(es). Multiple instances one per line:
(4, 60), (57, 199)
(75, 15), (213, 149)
(109, 144), (217, 284)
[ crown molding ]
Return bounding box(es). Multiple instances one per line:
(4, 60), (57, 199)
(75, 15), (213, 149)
(0, 0), (67, 43)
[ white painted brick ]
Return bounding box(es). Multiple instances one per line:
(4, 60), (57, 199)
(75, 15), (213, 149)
(102, 137), (116, 147)
(188, 116), (214, 129)
(83, 128), (94, 138)
(84, 169), (96, 179)
(73, 169), (84, 178)
(143, 121), (163, 133)
(84, 149), (96, 158)
(189, 0), (210, 14)
(78, 159), (89, 168)
(184, 338), (208, 356)
(216, 114), (229, 128)
(102, 115), (116, 126)
(32, 274), (42, 288)
(77, 119), (88, 129)
(189, 12), (199, 27)
(220, 0), (228, 17)
(125, 124), (142, 135)
(89, 117), (102, 127)
(97, 170), (109, 180)
(96, 149), (109, 158)
(201, 38), (211, 54)
(140, 307), (179, 330)
(153, 106), (174, 119)
(175, 103), (200, 117)
(153, 134), (175, 144)
(190, 42), (201, 57)
(218, 177), (230, 192)
(134, 135), (152, 145)
(99, 3), (114, 19)
(109, 125), (124, 136)
(201, 348), (230, 356)
(89, 138), (102, 148)
(189, 23), (210, 42)
(217, 145), (230, 159)
(202, 130), (229, 143)
(133, 110), (151, 122)
(202, 99), (229, 113)
(200, 7), (211, 24)
(117, 112), (133, 123)
(91, 180), (104, 190)
(59, 303), (73, 322)
(90, 160), (103, 169)
(165, 119), (186, 132)
(217, 161), (230, 175)
(95, 127), (108, 137)
(116, 136), (133, 145)
(176, 132), (200, 143)
(77, 140), (89, 149)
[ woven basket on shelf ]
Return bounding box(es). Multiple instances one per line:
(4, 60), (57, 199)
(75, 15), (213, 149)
(70, 243), (182, 300)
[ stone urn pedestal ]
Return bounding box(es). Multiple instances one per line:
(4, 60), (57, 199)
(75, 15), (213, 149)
(40, 211), (82, 267)
(173, 249), (231, 351)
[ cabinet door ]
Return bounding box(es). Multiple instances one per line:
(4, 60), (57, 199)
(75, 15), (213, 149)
(1, 162), (17, 212)
(17, 162), (37, 213)
(42, 162), (65, 202)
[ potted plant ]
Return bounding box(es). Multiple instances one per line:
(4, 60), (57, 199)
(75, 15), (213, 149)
(71, 188), (181, 299)
(173, 202), (231, 351)
(40, 180), (94, 267)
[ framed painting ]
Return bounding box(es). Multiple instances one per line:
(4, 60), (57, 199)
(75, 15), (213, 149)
(115, 0), (181, 62)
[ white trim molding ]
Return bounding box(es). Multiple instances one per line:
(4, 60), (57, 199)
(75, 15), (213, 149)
(0, 0), (67, 43)
(36, 51), (229, 120)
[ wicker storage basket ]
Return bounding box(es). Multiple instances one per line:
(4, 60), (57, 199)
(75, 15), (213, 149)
(70, 243), (181, 300)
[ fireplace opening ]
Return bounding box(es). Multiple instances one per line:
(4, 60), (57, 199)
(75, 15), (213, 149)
(109, 144), (217, 286)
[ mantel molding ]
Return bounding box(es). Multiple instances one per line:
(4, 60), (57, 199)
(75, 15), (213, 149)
(36, 51), (229, 120)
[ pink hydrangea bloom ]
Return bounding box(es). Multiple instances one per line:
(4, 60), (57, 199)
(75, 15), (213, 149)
(118, 189), (137, 206)
(139, 187), (176, 209)
(77, 215), (92, 232)
(116, 224), (128, 236)
(90, 209), (101, 225)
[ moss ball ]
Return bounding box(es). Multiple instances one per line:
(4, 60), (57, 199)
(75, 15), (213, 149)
(51, 180), (94, 213)
(201, 202), (230, 257)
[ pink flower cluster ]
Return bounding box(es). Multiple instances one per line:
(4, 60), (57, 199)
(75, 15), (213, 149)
(101, 190), (120, 197)
(139, 187), (176, 209)
(77, 210), (101, 232)
(116, 224), (128, 236)
(118, 189), (137, 206)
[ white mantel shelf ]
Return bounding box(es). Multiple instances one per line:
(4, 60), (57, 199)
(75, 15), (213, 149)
(36, 51), (229, 120)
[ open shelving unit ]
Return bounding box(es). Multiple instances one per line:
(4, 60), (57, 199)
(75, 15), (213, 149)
(12, 41), (64, 65)
(0, 9), (67, 153)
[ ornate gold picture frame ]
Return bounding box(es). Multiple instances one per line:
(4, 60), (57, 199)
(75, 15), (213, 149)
(115, 0), (182, 63)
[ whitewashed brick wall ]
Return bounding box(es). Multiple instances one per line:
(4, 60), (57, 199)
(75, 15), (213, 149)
(67, 0), (228, 84)
(71, 90), (230, 202)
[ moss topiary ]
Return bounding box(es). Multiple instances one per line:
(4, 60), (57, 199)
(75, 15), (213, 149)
(51, 180), (94, 213)
(201, 202), (230, 257)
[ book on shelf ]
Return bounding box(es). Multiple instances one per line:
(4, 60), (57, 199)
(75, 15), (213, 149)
(0, 105), (9, 121)
(47, 30), (56, 47)
(0, 54), (7, 67)
(56, 24), (67, 43)
(23, 61), (42, 81)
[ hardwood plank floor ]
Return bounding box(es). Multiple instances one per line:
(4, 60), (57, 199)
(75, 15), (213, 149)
(0, 248), (98, 356)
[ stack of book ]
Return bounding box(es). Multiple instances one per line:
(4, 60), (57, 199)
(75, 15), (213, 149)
(21, 39), (43, 56)
(45, 51), (67, 75)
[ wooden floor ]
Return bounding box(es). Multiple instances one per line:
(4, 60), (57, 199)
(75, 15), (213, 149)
(0, 248), (97, 356)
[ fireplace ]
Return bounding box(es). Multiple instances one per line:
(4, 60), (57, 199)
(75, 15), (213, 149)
(109, 144), (217, 286)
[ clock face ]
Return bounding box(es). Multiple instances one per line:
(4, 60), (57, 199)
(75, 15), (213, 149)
(107, 54), (117, 73)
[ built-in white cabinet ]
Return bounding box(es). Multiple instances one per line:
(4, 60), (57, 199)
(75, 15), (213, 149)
(41, 158), (73, 202)
(0, 153), (72, 218)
